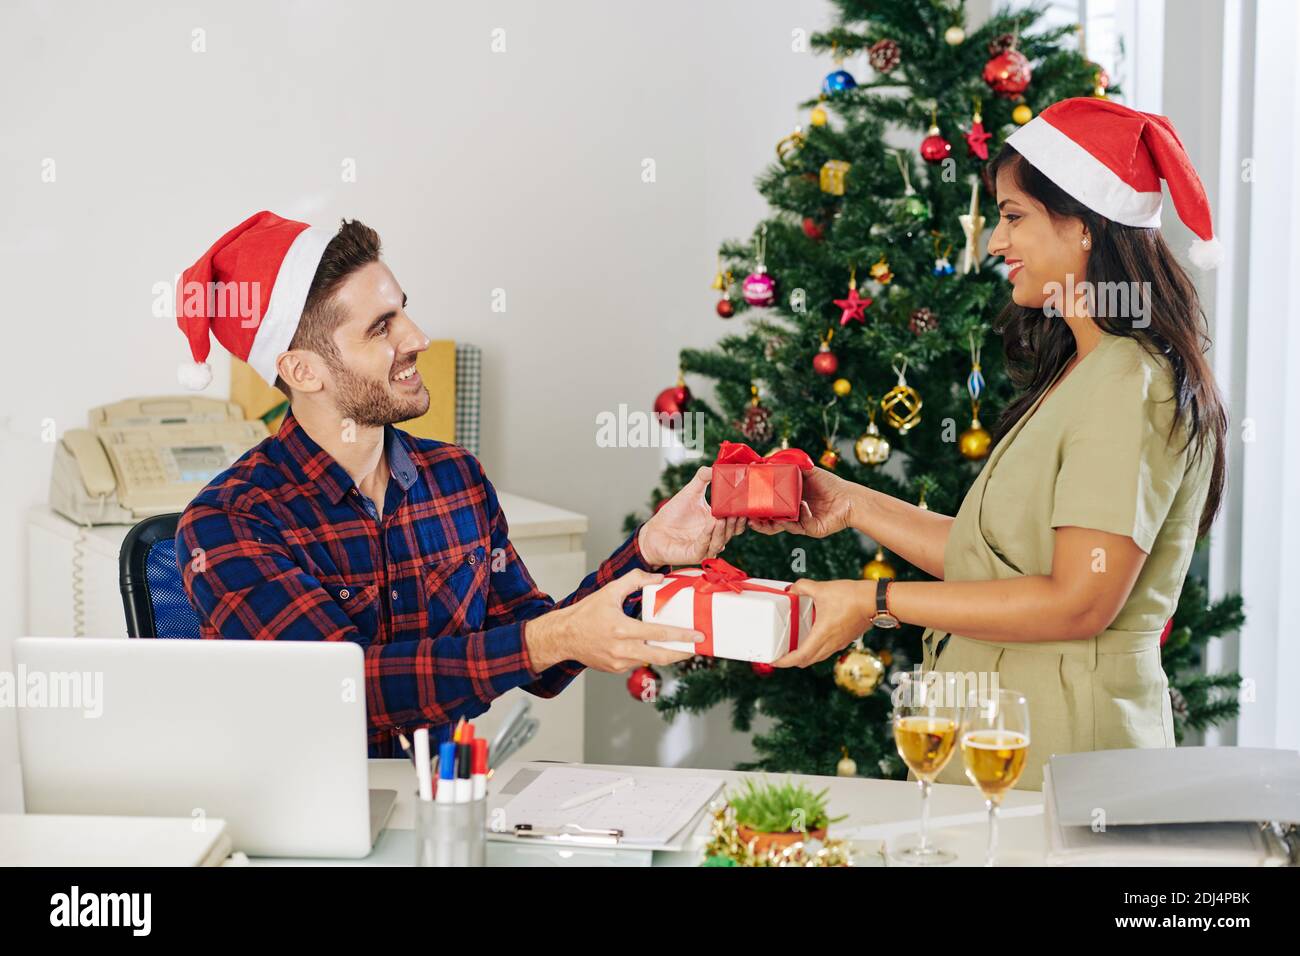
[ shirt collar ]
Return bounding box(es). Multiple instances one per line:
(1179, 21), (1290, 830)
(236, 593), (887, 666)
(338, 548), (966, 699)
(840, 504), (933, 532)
(273, 411), (418, 505)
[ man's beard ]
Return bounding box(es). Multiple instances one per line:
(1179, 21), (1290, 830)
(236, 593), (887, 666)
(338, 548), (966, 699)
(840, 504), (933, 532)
(327, 357), (430, 428)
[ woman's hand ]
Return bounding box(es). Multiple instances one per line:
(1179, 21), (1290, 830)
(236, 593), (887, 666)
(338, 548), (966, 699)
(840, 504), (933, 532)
(772, 577), (874, 668)
(749, 466), (857, 539)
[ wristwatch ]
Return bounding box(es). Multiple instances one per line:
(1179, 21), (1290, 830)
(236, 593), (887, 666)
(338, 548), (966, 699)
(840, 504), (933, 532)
(869, 579), (899, 629)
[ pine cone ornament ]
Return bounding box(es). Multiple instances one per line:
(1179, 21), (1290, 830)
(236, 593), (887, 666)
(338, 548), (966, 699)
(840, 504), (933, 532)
(909, 307), (938, 334)
(868, 38), (901, 73)
(987, 32), (1016, 56)
(1169, 686), (1190, 723)
(739, 403), (774, 444)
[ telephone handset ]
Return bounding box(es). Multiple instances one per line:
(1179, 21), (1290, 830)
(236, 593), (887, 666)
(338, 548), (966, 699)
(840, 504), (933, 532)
(50, 396), (269, 525)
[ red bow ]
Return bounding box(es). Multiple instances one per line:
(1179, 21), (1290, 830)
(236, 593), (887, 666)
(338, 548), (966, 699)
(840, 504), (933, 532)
(652, 557), (803, 657)
(715, 441), (815, 471)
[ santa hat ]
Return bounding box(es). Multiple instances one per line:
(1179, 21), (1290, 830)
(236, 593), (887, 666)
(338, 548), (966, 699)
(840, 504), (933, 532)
(1005, 98), (1223, 270)
(175, 210), (335, 389)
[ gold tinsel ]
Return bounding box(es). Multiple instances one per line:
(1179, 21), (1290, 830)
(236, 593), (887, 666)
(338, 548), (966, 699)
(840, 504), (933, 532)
(702, 801), (855, 867)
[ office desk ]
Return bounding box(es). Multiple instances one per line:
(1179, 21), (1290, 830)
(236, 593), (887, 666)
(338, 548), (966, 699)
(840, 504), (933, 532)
(249, 759), (1048, 867)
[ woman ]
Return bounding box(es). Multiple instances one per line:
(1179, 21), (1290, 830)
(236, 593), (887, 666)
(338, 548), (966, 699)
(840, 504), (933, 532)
(753, 98), (1228, 792)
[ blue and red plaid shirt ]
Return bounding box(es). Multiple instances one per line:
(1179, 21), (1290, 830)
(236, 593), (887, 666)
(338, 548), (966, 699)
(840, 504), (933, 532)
(177, 411), (660, 756)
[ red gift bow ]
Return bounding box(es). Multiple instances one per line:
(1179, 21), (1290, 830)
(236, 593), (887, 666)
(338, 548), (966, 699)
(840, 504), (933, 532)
(652, 557), (804, 658)
(713, 441), (815, 519)
(714, 440), (815, 471)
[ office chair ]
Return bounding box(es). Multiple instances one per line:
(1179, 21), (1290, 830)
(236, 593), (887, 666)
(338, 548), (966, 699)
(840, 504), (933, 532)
(119, 512), (202, 639)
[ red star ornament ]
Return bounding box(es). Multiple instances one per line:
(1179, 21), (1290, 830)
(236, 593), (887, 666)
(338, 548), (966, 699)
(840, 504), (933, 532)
(835, 286), (871, 325)
(965, 118), (992, 160)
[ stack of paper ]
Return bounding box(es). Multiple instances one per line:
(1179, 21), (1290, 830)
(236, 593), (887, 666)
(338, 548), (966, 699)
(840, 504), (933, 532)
(0, 814), (232, 866)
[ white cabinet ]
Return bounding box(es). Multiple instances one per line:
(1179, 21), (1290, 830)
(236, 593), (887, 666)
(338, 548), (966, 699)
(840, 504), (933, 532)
(23, 492), (590, 763)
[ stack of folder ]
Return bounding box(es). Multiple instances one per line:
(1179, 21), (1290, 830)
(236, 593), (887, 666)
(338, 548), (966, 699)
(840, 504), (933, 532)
(1042, 747), (1300, 866)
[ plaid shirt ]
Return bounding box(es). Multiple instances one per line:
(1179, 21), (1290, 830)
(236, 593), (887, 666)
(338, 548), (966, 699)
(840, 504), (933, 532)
(177, 411), (659, 756)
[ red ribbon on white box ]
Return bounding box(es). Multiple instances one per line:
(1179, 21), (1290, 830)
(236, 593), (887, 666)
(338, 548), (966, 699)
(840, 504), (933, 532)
(652, 557), (804, 658)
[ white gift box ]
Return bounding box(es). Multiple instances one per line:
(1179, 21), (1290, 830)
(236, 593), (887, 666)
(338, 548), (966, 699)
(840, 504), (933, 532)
(642, 569), (815, 664)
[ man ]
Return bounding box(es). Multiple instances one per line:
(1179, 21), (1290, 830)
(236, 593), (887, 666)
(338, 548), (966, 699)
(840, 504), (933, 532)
(174, 211), (742, 756)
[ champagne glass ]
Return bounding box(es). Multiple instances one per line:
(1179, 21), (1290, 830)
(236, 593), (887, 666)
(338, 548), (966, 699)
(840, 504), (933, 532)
(961, 688), (1030, 867)
(890, 670), (963, 865)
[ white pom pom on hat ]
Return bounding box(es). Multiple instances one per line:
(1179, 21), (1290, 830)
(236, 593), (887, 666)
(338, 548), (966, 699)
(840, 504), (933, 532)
(1005, 98), (1223, 270)
(1188, 236), (1225, 271)
(177, 361), (213, 391)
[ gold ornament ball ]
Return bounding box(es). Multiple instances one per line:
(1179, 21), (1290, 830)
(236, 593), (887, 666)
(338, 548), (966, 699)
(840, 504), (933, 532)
(1012, 103), (1033, 125)
(836, 753), (858, 777)
(832, 377), (852, 397)
(834, 648), (885, 697)
(862, 550), (896, 581)
(854, 422), (891, 465)
(810, 105), (828, 127)
(944, 25), (966, 45)
(959, 418), (992, 460)
(819, 446), (841, 470)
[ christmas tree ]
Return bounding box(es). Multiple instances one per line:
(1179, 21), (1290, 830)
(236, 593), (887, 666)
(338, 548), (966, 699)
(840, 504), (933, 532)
(625, 0), (1244, 777)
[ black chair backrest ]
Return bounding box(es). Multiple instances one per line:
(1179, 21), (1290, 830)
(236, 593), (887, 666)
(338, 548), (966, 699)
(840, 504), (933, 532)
(119, 513), (202, 639)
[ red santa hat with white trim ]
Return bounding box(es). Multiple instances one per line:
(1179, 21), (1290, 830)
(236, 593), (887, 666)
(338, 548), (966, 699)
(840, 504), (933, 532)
(175, 210), (336, 389)
(1005, 97), (1223, 270)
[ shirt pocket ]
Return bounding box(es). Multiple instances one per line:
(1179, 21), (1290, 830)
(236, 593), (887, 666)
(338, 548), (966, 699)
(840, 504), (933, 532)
(320, 578), (380, 643)
(423, 545), (489, 637)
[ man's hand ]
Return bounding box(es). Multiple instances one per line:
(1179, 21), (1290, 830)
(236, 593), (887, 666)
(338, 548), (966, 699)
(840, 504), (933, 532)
(525, 570), (703, 673)
(637, 466), (746, 567)
(771, 577), (873, 668)
(749, 467), (856, 539)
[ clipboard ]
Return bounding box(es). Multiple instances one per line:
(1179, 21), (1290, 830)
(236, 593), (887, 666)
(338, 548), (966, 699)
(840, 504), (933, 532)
(485, 763), (723, 851)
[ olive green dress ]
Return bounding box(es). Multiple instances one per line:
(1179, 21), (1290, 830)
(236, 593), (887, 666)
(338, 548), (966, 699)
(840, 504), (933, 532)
(920, 332), (1213, 792)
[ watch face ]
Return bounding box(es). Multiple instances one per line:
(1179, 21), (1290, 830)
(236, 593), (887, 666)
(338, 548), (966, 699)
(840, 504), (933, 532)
(874, 615), (900, 629)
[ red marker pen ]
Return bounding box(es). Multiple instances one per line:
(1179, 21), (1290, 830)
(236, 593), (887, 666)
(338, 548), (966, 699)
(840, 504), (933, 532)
(471, 738), (489, 800)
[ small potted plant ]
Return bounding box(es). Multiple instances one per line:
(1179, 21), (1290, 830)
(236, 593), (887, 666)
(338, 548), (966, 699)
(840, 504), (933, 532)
(728, 778), (846, 855)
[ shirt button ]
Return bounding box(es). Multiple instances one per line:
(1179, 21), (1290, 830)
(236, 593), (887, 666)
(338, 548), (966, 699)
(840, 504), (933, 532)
(339, 588), (350, 600)
(467, 554), (477, 566)
(391, 589), (399, 601)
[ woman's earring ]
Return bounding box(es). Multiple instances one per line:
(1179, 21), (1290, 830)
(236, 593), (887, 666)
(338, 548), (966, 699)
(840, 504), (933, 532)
(1081, 236), (1092, 250)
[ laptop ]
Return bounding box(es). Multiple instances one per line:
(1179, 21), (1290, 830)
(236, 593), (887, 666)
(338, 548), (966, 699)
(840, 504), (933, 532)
(14, 637), (396, 859)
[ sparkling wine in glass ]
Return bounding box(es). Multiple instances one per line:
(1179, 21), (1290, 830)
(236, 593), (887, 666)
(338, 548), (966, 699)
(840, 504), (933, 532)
(961, 688), (1030, 867)
(890, 671), (963, 865)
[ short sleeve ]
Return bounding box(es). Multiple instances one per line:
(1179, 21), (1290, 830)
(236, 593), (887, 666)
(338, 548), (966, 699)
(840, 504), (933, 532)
(1049, 353), (1188, 553)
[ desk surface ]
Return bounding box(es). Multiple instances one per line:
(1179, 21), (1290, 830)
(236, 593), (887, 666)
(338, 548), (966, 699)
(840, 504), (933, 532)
(250, 759), (1048, 867)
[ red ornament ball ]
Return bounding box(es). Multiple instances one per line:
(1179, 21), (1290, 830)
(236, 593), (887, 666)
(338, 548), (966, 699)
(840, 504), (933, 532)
(812, 348), (839, 376)
(983, 49), (1032, 98)
(751, 662), (775, 677)
(653, 384), (691, 423)
(801, 217), (825, 241)
(1159, 617), (1174, 647)
(716, 298), (735, 318)
(920, 132), (952, 163)
(627, 665), (661, 702)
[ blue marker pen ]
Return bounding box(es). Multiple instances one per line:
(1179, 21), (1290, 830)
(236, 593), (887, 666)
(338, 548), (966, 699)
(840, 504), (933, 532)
(436, 741), (456, 804)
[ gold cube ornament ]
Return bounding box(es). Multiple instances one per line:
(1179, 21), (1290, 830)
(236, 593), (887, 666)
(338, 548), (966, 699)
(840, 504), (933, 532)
(819, 160), (851, 196)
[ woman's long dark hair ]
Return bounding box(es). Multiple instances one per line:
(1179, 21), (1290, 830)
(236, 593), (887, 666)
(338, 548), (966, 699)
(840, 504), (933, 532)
(983, 145), (1226, 540)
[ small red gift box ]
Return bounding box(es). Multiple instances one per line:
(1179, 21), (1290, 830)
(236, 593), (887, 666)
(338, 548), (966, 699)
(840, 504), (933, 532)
(710, 441), (814, 520)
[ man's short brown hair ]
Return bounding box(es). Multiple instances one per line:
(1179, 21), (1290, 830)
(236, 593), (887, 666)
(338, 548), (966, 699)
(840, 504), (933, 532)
(274, 218), (382, 397)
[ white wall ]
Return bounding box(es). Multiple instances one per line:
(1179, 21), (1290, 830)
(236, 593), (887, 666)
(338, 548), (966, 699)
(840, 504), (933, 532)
(0, 0), (833, 769)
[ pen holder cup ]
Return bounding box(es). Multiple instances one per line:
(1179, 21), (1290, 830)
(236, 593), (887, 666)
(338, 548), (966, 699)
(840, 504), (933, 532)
(414, 794), (487, 867)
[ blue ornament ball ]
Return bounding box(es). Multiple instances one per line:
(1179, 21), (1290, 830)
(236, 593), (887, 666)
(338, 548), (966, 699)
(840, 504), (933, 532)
(822, 69), (857, 95)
